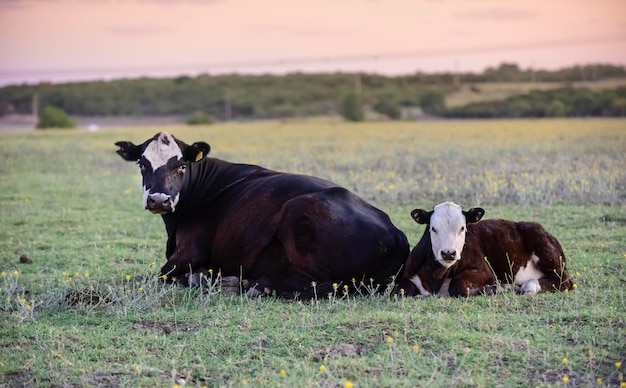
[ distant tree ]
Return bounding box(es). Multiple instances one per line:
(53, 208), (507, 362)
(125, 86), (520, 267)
(36, 106), (76, 129)
(419, 90), (446, 115)
(339, 92), (364, 122)
(186, 111), (215, 125)
(373, 100), (401, 120)
(545, 99), (567, 117)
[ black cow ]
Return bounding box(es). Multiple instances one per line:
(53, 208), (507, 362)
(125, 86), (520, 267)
(115, 132), (409, 299)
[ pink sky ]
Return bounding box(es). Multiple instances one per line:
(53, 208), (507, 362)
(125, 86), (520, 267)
(1, 0), (625, 86)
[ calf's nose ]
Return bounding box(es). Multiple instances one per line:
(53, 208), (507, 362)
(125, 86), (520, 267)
(441, 249), (457, 260)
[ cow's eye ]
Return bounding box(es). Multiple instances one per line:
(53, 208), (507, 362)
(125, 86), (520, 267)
(177, 164), (186, 174)
(138, 163), (146, 173)
(431, 227), (437, 234)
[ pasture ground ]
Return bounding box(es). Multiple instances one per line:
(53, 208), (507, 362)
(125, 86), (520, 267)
(0, 119), (625, 387)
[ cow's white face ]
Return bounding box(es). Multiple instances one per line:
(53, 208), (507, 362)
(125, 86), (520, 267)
(411, 202), (485, 269)
(115, 132), (211, 215)
(139, 132), (185, 214)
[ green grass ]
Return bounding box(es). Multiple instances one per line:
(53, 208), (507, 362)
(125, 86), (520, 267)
(1, 120), (625, 387)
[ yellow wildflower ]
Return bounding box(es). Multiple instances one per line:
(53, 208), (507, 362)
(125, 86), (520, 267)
(344, 381), (354, 388)
(562, 376), (569, 383)
(319, 365), (326, 372)
(279, 369), (286, 376)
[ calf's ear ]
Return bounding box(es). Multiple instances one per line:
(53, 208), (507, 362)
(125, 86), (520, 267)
(464, 207), (485, 223)
(115, 141), (142, 161)
(411, 208), (432, 224)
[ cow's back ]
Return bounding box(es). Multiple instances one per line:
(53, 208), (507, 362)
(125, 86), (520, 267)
(203, 169), (409, 295)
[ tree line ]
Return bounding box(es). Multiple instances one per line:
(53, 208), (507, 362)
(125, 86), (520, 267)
(1, 63), (625, 122)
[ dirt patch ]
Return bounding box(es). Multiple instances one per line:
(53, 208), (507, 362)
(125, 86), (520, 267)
(65, 288), (113, 307)
(86, 372), (121, 387)
(1, 370), (34, 386)
(133, 321), (200, 335)
(311, 343), (364, 361)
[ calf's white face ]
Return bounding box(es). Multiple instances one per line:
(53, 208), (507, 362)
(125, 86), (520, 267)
(412, 202), (485, 269)
(430, 202), (467, 267)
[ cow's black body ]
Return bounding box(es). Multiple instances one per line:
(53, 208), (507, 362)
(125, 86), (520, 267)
(116, 133), (409, 299)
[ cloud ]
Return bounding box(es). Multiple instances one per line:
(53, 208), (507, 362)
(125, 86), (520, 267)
(0, 0), (30, 11)
(249, 24), (349, 37)
(453, 8), (536, 22)
(105, 25), (174, 36)
(98, 0), (223, 4)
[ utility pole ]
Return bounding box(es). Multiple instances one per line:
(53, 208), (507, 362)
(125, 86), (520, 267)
(224, 90), (232, 121)
(354, 74), (361, 94)
(591, 65), (597, 81)
(32, 93), (38, 122)
(453, 60), (460, 87)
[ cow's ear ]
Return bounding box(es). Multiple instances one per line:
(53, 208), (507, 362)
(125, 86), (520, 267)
(115, 141), (142, 161)
(180, 141), (211, 162)
(411, 208), (432, 224)
(190, 142), (211, 162)
(464, 207), (485, 223)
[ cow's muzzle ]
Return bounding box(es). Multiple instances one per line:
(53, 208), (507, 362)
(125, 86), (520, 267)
(146, 193), (173, 214)
(440, 249), (457, 261)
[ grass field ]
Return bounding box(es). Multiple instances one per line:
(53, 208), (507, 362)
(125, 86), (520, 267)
(0, 119), (625, 387)
(445, 78), (626, 107)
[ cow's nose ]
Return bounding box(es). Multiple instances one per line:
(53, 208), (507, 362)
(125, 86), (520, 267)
(147, 193), (172, 212)
(441, 249), (457, 260)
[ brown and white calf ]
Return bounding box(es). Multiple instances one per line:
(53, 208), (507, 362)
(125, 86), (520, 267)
(398, 202), (573, 297)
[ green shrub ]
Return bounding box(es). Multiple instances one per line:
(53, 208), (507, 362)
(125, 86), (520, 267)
(186, 111), (215, 125)
(36, 106), (76, 129)
(338, 92), (364, 122)
(419, 90), (446, 115)
(373, 100), (401, 120)
(545, 99), (567, 117)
